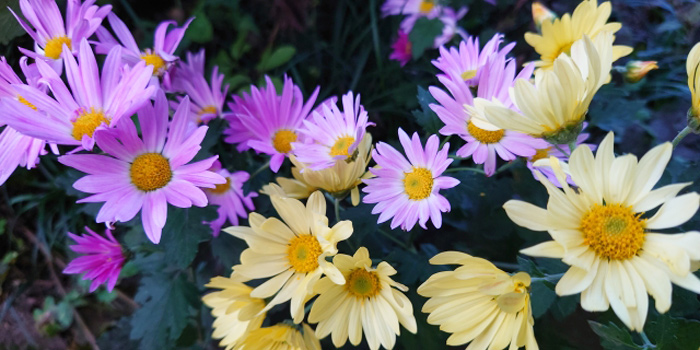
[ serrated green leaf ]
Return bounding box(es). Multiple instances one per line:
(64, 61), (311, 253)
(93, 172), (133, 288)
(412, 86), (442, 136)
(186, 12), (214, 43)
(646, 314), (700, 350)
(256, 46), (296, 72)
(160, 206), (217, 269)
(588, 321), (643, 350)
(408, 18), (443, 59)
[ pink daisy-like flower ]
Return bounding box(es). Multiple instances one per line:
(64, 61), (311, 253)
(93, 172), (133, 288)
(429, 55), (547, 176)
(398, 6), (467, 48)
(0, 39), (155, 151)
(527, 124), (596, 187)
(381, 0), (442, 17)
(223, 75), (320, 173)
(58, 91), (226, 244)
(169, 49), (228, 124)
(293, 91), (374, 171)
(390, 30), (412, 66)
(204, 162), (257, 236)
(63, 226), (125, 292)
(95, 12), (193, 82)
(432, 33), (515, 87)
(10, 0), (111, 66)
(362, 129), (459, 231)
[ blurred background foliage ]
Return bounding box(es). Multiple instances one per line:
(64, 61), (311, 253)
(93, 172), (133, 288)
(1, 0), (700, 349)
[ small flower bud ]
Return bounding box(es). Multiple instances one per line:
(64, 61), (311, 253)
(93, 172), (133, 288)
(532, 2), (557, 30)
(624, 60), (658, 83)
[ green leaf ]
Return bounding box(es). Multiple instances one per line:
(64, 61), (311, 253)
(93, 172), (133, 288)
(159, 206), (217, 269)
(412, 86), (442, 136)
(186, 12), (214, 43)
(130, 274), (199, 350)
(0, 0), (26, 45)
(408, 18), (443, 59)
(256, 45), (297, 72)
(588, 321), (643, 350)
(646, 314), (700, 350)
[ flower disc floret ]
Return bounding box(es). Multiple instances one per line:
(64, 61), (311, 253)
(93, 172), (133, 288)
(403, 167), (433, 200)
(44, 36), (72, 59)
(346, 268), (381, 299)
(330, 136), (355, 157)
(467, 121), (504, 144)
(208, 177), (232, 195)
(71, 108), (110, 141)
(272, 129), (297, 154)
(581, 203), (646, 260)
(130, 153), (173, 192)
(140, 51), (166, 74)
(288, 235), (322, 273)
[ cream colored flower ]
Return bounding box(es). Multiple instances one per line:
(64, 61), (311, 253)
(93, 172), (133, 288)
(308, 247), (417, 350)
(480, 32), (613, 144)
(202, 275), (266, 350)
(418, 252), (538, 350)
(505, 132), (700, 331)
(524, 0), (632, 70)
(687, 43), (700, 119)
(223, 191), (353, 323)
(234, 323), (321, 350)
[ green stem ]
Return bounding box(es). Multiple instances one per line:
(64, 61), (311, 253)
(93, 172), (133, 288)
(334, 197), (341, 224)
(378, 229), (413, 251)
(440, 135), (452, 148)
(530, 272), (565, 283)
(553, 144), (570, 158)
(639, 331), (656, 349)
(444, 167), (486, 175)
(494, 159), (519, 175)
(249, 160), (271, 179)
(671, 126), (692, 149)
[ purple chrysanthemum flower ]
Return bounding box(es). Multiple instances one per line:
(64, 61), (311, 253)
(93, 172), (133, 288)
(204, 162), (257, 236)
(292, 91), (374, 171)
(381, 0), (442, 17)
(95, 12), (192, 83)
(363, 129), (459, 231)
(58, 91), (226, 244)
(527, 124), (596, 187)
(0, 39), (155, 151)
(63, 226), (125, 292)
(390, 30), (412, 66)
(10, 0), (111, 67)
(169, 49), (228, 124)
(432, 33), (515, 87)
(429, 54), (547, 176)
(223, 75), (320, 173)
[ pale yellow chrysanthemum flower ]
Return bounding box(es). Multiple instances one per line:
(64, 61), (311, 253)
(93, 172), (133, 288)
(223, 191), (353, 323)
(308, 247), (417, 350)
(524, 0), (632, 70)
(505, 132), (700, 331)
(234, 323), (321, 350)
(686, 43), (700, 119)
(479, 32), (613, 144)
(202, 275), (266, 350)
(418, 252), (538, 350)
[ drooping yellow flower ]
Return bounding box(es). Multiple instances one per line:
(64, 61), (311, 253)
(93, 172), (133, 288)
(686, 43), (700, 120)
(524, 0), (632, 70)
(308, 247), (417, 350)
(505, 132), (700, 331)
(234, 323), (321, 350)
(202, 275), (266, 350)
(223, 191), (353, 323)
(418, 252), (538, 350)
(479, 32), (613, 144)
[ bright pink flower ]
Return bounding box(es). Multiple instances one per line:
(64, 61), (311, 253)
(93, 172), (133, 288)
(58, 91), (226, 244)
(381, 0), (442, 17)
(390, 30), (412, 66)
(223, 75), (320, 173)
(169, 49), (228, 124)
(204, 166), (257, 236)
(363, 129), (459, 231)
(63, 227), (125, 292)
(432, 33), (515, 87)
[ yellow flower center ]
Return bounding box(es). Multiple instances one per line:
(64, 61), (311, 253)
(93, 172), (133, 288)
(467, 121), (505, 144)
(272, 129), (297, 154)
(403, 167), (433, 200)
(17, 95), (37, 110)
(419, 0), (435, 13)
(140, 51), (166, 74)
(330, 136), (355, 157)
(207, 177), (231, 195)
(581, 203), (646, 260)
(198, 105), (218, 115)
(346, 268), (381, 299)
(130, 153), (173, 192)
(44, 36), (72, 59)
(287, 235), (322, 273)
(461, 70), (477, 81)
(530, 148), (550, 162)
(71, 108), (110, 141)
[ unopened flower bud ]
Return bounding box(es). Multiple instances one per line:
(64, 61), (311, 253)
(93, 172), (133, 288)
(624, 60), (658, 83)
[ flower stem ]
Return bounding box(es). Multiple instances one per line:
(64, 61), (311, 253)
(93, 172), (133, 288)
(671, 126), (692, 149)
(495, 159), (520, 175)
(440, 135), (452, 148)
(378, 229), (413, 251)
(249, 160), (271, 179)
(530, 272), (565, 283)
(639, 331), (656, 349)
(445, 167), (486, 175)
(334, 197), (341, 224)
(553, 144), (570, 158)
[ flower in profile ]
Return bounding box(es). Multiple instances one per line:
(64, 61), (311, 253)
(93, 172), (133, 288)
(10, 0), (111, 63)
(58, 91), (225, 244)
(234, 323), (321, 350)
(204, 163), (257, 236)
(202, 274), (267, 350)
(95, 13), (193, 80)
(308, 247), (417, 350)
(504, 132), (700, 331)
(362, 129), (459, 230)
(63, 227), (125, 292)
(293, 92), (373, 171)
(524, 0), (632, 70)
(0, 39), (155, 150)
(532, 2), (557, 30)
(687, 43), (700, 121)
(431, 33), (515, 87)
(223, 75), (320, 173)
(389, 30), (412, 67)
(526, 124), (595, 187)
(418, 252), (538, 350)
(431, 54), (547, 176)
(624, 60), (658, 84)
(170, 49), (228, 123)
(481, 32), (613, 144)
(224, 191), (352, 323)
